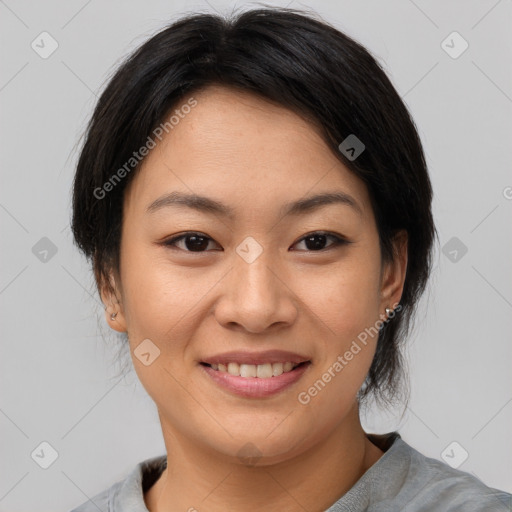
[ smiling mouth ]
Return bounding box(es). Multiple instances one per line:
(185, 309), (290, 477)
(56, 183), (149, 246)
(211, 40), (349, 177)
(200, 361), (310, 379)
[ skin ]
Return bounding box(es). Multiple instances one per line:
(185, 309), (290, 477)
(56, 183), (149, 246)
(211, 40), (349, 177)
(101, 84), (408, 512)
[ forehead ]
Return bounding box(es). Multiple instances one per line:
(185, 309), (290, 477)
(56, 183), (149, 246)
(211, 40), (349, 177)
(123, 85), (371, 220)
(160, 85), (330, 167)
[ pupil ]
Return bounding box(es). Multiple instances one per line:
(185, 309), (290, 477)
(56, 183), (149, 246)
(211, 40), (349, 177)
(305, 234), (326, 250)
(186, 235), (209, 251)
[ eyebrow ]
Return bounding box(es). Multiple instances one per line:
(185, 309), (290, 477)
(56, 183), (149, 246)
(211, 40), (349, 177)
(146, 190), (363, 219)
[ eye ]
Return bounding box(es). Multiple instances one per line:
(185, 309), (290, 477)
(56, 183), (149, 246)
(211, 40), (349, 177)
(292, 231), (349, 252)
(162, 231), (349, 253)
(162, 232), (221, 252)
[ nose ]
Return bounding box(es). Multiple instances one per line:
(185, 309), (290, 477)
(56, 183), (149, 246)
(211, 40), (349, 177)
(214, 250), (298, 333)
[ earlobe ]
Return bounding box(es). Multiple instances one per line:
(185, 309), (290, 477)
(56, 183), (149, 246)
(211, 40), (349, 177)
(104, 307), (127, 333)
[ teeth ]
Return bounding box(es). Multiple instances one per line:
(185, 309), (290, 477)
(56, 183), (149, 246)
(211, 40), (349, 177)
(209, 361), (301, 378)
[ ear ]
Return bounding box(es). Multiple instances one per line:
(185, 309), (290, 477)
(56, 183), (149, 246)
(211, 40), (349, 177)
(379, 229), (408, 312)
(99, 270), (127, 333)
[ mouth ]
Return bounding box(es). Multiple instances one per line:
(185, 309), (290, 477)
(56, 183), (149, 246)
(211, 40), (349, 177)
(199, 359), (312, 398)
(200, 360), (311, 379)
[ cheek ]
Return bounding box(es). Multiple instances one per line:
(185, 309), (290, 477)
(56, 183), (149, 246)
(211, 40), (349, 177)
(296, 255), (382, 343)
(118, 246), (203, 410)
(120, 241), (201, 328)
(295, 261), (381, 417)
(291, 252), (382, 409)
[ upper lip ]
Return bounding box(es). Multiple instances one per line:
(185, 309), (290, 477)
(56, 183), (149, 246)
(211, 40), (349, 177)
(201, 350), (311, 366)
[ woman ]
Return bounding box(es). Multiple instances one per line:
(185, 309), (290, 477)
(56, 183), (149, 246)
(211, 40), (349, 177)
(69, 7), (511, 511)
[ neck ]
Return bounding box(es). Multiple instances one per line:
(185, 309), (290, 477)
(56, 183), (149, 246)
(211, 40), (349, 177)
(145, 402), (383, 512)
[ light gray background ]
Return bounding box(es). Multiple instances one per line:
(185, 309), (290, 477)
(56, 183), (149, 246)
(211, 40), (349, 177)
(1, 0), (511, 510)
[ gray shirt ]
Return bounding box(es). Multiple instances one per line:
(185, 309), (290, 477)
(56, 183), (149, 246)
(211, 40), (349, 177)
(70, 432), (511, 511)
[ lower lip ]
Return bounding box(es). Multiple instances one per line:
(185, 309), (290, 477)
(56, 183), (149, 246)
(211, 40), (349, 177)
(200, 362), (311, 398)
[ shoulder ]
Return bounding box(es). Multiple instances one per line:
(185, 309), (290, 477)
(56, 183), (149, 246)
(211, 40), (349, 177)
(387, 437), (512, 511)
(69, 454), (167, 512)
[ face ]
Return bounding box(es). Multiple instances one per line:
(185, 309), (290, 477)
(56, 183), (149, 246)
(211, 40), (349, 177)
(103, 85), (407, 464)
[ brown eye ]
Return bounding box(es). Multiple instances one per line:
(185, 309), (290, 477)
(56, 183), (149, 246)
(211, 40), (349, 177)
(163, 233), (219, 252)
(292, 232), (349, 252)
(162, 231), (349, 253)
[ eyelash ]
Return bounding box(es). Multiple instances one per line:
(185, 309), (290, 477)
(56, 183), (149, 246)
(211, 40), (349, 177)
(162, 231), (350, 253)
